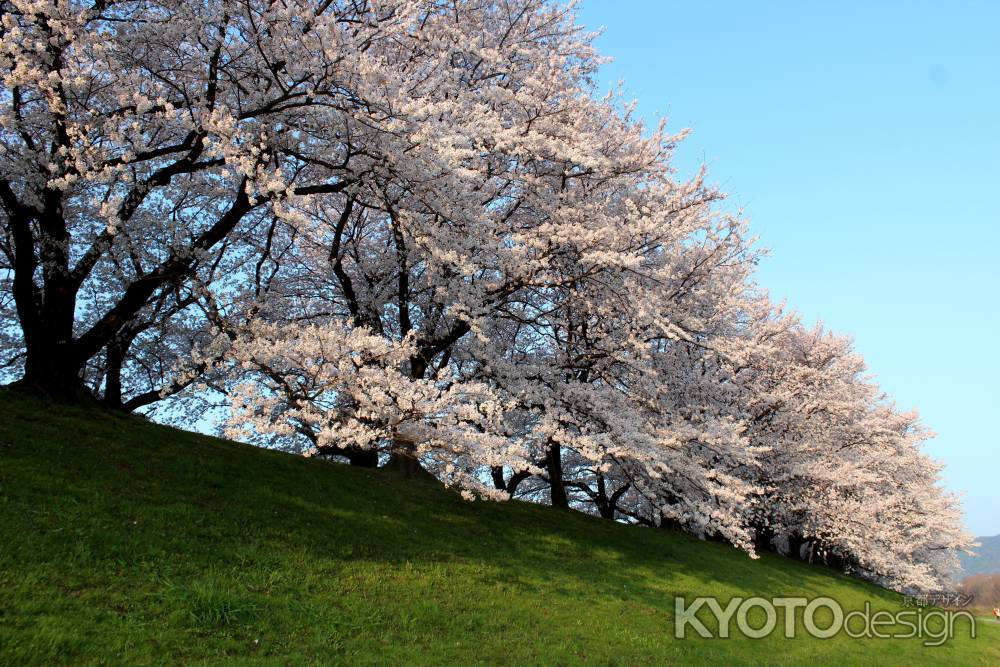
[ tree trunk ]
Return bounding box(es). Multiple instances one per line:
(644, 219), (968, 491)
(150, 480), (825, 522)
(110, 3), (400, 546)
(314, 443), (379, 468)
(8, 193), (92, 400)
(102, 337), (127, 409)
(14, 259), (89, 400)
(19, 337), (87, 400)
(752, 524), (775, 553)
(346, 449), (379, 468)
(491, 465), (507, 491)
(787, 534), (808, 561)
(595, 474), (615, 519)
(546, 439), (569, 509)
(384, 436), (436, 481)
(787, 535), (817, 563)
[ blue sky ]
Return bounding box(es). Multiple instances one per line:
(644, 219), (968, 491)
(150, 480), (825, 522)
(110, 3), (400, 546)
(576, 0), (999, 536)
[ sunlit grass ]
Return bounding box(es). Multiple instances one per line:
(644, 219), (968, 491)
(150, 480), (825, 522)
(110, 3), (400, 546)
(0, 389), (996, 665)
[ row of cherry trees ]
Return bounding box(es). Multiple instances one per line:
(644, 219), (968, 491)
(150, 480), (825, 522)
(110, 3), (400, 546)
(0, 0), (970, 591)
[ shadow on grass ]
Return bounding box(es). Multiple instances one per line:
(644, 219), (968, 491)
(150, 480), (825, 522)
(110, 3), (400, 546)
(0, 387), (901, 628)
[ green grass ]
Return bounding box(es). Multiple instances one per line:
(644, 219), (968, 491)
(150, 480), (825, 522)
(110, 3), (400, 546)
(0, 390), (996, 665)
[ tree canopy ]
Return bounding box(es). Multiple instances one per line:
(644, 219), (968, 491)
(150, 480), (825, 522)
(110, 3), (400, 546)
(0, 0), (971, 591)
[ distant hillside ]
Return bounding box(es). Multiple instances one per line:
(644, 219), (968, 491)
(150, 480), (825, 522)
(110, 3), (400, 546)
(957, 573), (1000, 613)
(1, 390), (997, 665)
(961, 535), (1000, 577)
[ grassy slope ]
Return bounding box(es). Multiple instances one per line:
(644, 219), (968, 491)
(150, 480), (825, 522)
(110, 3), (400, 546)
(0, 391), (997, 666)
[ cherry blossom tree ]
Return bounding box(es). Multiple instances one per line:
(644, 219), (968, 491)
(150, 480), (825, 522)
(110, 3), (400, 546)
(165, 0), (761, 486)
(0, 0), (433, 399)
(0, 0), (972, 591)
(728, 305), (973, 589)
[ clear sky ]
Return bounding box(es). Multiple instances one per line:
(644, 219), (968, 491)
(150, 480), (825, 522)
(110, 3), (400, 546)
(576, 0), (1000, 536)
